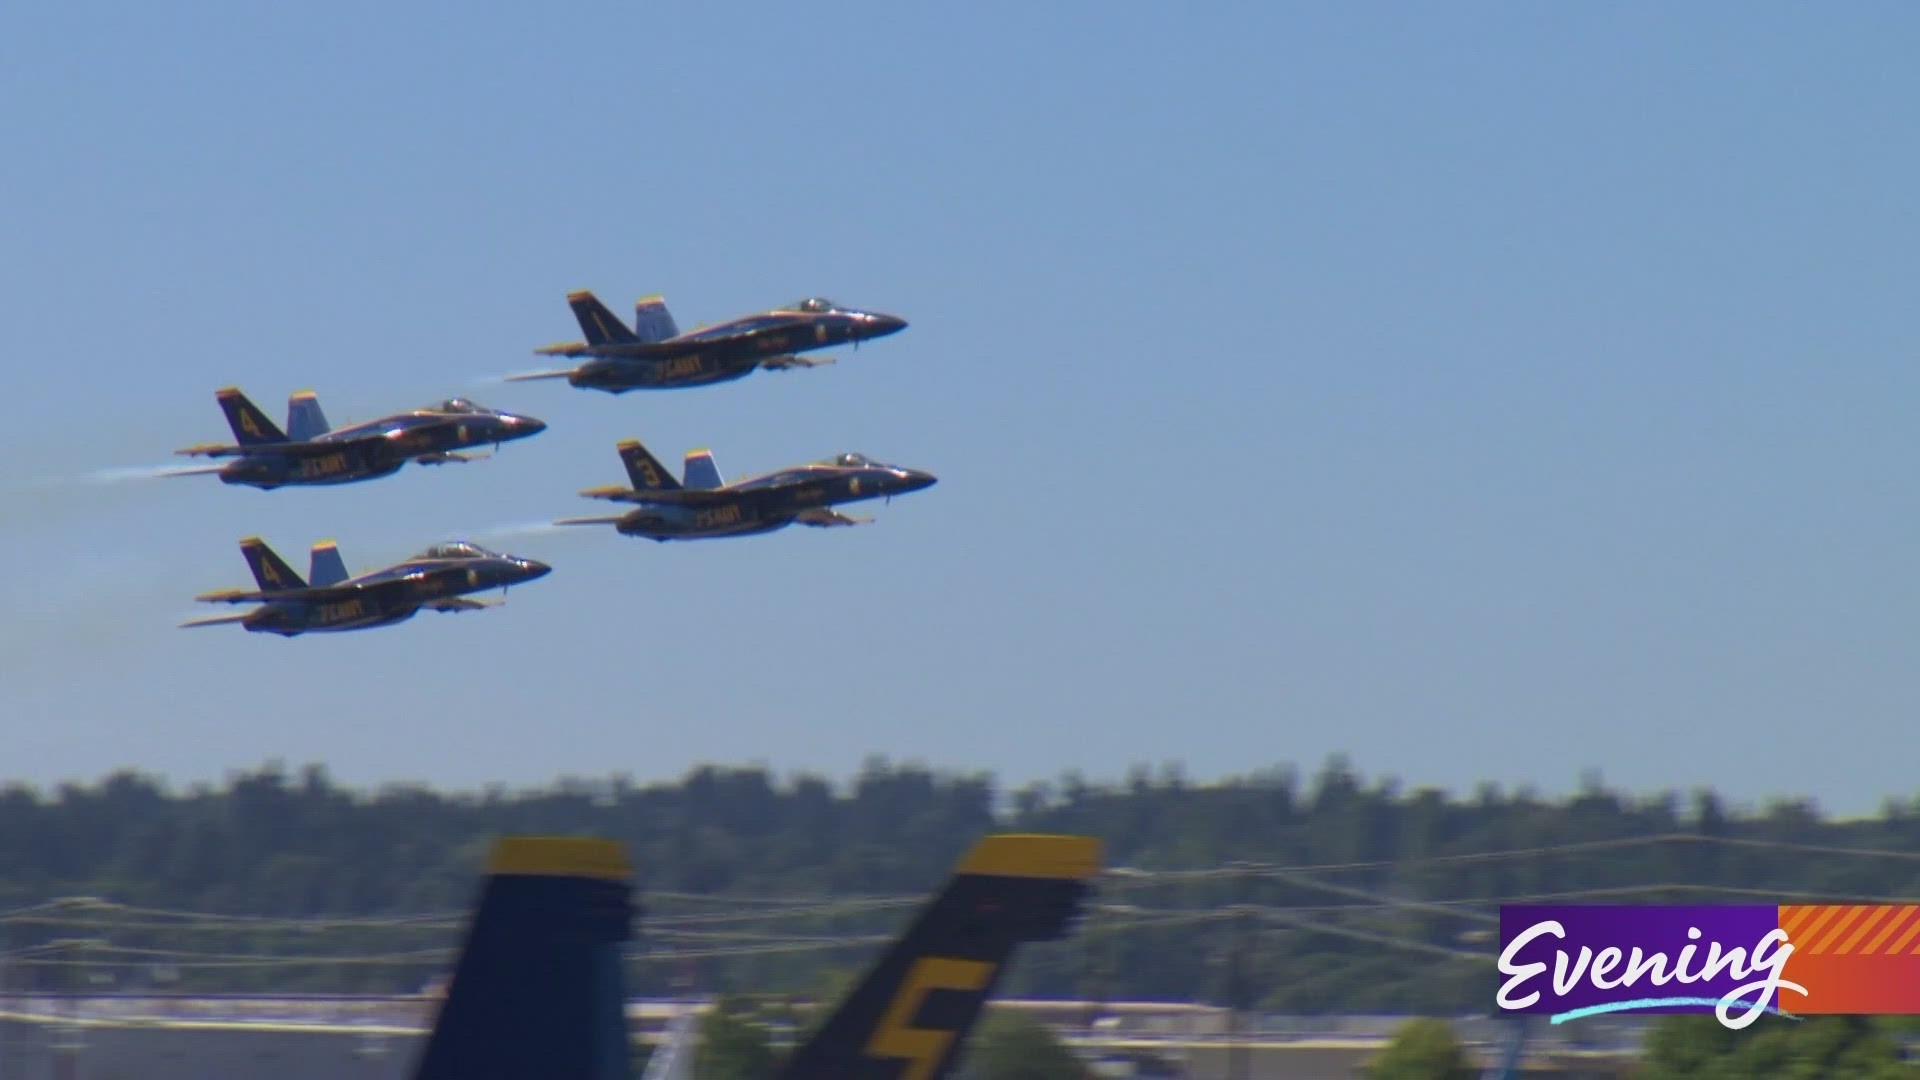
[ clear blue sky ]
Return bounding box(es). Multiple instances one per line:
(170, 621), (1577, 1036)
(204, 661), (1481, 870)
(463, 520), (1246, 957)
(4, 3), (1917, 813)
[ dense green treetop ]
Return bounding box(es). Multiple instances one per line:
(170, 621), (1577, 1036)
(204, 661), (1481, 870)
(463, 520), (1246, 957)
(1640, 1015), (1914, 1079)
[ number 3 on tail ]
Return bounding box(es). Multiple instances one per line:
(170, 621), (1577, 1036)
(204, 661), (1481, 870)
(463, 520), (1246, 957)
(864, 957), (995, 1080)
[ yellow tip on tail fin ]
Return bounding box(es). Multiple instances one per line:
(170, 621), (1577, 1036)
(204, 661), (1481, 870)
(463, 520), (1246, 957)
(955, 834), (1101, 880)
(486, 836), (631, 881)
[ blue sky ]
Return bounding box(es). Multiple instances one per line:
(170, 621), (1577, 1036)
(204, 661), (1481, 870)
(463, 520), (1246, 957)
(3, 3), (1917, 812)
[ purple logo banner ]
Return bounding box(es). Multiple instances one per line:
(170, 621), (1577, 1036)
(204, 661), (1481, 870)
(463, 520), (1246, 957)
(1497, 905), (1801, 1028)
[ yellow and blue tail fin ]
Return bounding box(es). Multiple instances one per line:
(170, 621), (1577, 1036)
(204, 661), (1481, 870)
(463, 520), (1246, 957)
(239, 537), (305, 593)
(307, 540), (349, 588)
(568, 290), (639, 347)
(681, 449), (723, 490)
(617, 440), (680, 492)
(633, 295), (679, 344)
(777, 834), (1100, 1080)
(412, 836), (637, 1080)
(285, 390), (330, 442)
(216, 387), (287, 445)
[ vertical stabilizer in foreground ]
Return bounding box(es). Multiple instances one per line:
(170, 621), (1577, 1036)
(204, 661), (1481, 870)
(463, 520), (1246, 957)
(778, 833), (1101, 1080)
(412, 836), (637, 1080)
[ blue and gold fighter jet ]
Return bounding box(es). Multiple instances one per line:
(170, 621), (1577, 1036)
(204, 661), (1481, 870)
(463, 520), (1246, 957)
(171, 388), (546, 489)
(182, 537), (550, 636)
(506, 290), (907, 392)
(556, 438), (936, 541)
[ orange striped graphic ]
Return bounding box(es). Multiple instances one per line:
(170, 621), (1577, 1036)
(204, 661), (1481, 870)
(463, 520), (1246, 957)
(1780, 904), (1920, 955)
(1789, 905), (1845, 952)
(1895, 912), (1920, 955)
(1861, 905), (1917, 955)
(1779, 904), (1817, 940)
(1808, 906), (1869, 954)
(1835, 906), (1892, 954)
(1777, 905), (1920, 1014)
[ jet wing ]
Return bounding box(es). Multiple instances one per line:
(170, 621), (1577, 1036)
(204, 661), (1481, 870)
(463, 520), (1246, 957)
(794, 508), (870, 528)
(422, 596), (498, 612)
(576, 484), (648, 503)
(585, 487), (740, 508)
(193, 573), (433, 605)
(174, 439), (340, 459)
(760, 354), (834, 370)
(573, 483), (738, 504)
(535, 325), (788, 359)
(194, 585), (355, 604)
(179, 613), (251, 628)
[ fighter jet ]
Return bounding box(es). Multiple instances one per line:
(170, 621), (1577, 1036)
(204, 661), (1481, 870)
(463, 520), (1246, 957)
(182, 537), (550, 636)
(171, 388), (546, 489)
(507, 291), (907, 393)
(556, 438), (936, 541)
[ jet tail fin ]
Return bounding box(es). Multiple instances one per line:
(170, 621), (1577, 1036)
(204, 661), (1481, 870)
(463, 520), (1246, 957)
(217, 387), (288, 445)
(568, 290), (639, 347)
(681, 449), (723, 490)
(239, 537), (306, 593)
(308, 540), (349, 587)
(412, 836), (637, 1080)
(285, 391), (331, 442)
(617, 440), (680, 492)
(776, 834), (1100, 1080)
(632, 296), (679, 344)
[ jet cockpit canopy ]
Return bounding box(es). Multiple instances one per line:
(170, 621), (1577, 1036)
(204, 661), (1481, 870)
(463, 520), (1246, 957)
(418, 541), (499, 560)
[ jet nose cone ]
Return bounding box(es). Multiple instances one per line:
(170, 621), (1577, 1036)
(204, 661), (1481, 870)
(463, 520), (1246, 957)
(901, 468), (937, 491)
(518, 558), (551, 580)
(866, 313), (908, 337)
(506, 415), (547, 436)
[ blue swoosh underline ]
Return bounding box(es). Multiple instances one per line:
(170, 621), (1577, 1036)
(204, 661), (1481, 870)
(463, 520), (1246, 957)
(1549, 997), (1800, 1024)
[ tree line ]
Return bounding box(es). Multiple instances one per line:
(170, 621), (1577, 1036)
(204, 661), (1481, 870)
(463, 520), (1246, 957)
(6, 757), (1920, 1014)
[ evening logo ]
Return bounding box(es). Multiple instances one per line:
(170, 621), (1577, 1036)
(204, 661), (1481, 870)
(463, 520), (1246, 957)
(1497, 905), (1801, 1028)
(1498, 904), (1920, 1029)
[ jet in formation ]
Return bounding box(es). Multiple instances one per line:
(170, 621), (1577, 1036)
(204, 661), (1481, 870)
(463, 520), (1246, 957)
(172, 387), (546, 489)
(557, 438), (936, 540)
(183, 537), (550, 636)
(508, 291), (907, 393)
(415, 831), (1099, 1080)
